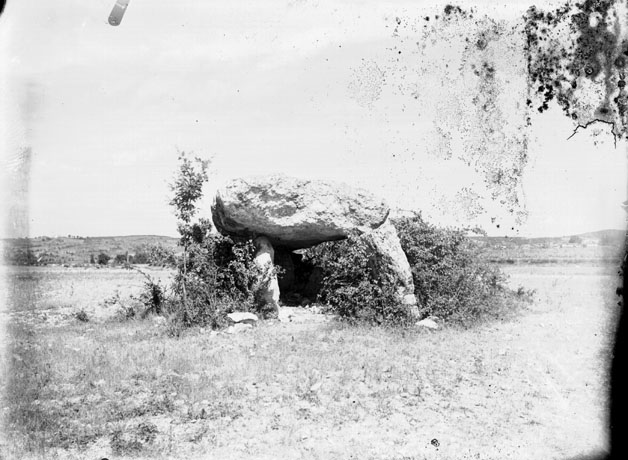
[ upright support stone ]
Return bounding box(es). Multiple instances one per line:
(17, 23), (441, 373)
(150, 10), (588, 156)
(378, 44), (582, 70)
(253, 236), (280, 317)
(362, 221), (419, 318)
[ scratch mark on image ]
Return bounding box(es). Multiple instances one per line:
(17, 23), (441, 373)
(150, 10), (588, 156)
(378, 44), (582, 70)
(109, 0), (131, 26)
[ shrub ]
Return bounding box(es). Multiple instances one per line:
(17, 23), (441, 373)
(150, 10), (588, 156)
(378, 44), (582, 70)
(165, 151), (275, 330)
(97, 253), (110, 265)
(304, 213), (522, 327)
(171, 232), (263, 328)
(304, 234), (415, 325)
(133, 268), (167, 318)
(74, 309), (89, 322)
(133, 243), (177, 267)
(113, 254), (130, 265)
(394, 214), (515, 325)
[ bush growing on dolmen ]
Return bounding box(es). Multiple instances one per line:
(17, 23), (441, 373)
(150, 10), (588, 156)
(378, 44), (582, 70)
(306, 213), (524, 327)
(169, 226), (263, 329)
(305, 235), (415, 325)
(394, 214), (515, 325)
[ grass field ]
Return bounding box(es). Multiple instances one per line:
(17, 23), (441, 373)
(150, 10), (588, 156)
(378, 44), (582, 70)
(0, 262), (621, 460)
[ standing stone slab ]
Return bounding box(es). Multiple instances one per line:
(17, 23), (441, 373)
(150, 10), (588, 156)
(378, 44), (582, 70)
(253, 236), (280, 316)
(361, 220), (419, 315)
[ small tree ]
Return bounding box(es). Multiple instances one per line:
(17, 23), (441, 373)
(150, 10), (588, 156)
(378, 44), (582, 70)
(97, 252), (111, 265)
(164, 151), (274, 330)
(169, 151), (210, 320)
(114, 254), (128, 265)
(139, 243), (177, 267)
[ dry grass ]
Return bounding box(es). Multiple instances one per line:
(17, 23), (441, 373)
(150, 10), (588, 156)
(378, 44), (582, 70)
(0, 264), (620, 459)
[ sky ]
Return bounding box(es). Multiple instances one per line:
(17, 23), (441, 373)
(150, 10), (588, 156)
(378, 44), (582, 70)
(0, 0), (626, 238)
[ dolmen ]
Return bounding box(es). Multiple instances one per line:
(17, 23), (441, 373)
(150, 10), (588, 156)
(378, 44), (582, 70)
(210, 174), (418, 318)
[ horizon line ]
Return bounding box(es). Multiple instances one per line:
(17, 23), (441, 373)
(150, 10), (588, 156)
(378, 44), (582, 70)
(2, 228), (625, 241)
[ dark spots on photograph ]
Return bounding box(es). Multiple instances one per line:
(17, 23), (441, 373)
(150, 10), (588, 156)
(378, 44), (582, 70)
(597, 105), (610, 117)
(444, 4), (466, 17)
(483, 62), (495, 78)
(524, 0), (628, 137)
(376, 7), (532, 225)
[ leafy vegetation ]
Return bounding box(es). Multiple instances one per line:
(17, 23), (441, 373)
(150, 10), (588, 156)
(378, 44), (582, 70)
(96, 252), (111, 266)
(395, 214), (522, 325)
(133, 242), (177, 267)
(305, 235), (414, 325)
(158, 152), (267, 332)
(169, 230), (263, 330)
(169, 151), (210, 320)
(305, 213), (529, 326)
(134, 268), (167, 318)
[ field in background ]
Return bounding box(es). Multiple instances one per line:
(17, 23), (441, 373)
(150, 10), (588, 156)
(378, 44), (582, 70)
(472, 229), (625, 264)
(1, 235), (180, 266)
(0, 261), (620, 460)
(1, 228), (624, 266)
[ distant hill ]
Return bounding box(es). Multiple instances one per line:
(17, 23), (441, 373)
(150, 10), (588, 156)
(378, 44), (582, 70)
(472, 229), (625, 264)
(473, 229), (625, 246)
(2, 235), (181, 266)
(1, 229), (625, 266)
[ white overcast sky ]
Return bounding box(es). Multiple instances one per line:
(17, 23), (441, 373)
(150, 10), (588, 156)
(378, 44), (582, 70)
(1, 0), (626, 238)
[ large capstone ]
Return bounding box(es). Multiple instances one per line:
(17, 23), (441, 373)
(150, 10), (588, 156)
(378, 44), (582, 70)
(211, 174), (390, 249)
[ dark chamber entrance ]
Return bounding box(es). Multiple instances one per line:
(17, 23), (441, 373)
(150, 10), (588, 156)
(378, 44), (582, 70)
(274, 249), (323, 306)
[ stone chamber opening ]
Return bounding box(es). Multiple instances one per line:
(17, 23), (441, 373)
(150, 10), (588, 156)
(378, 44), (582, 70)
(274, 248), (323, 306)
